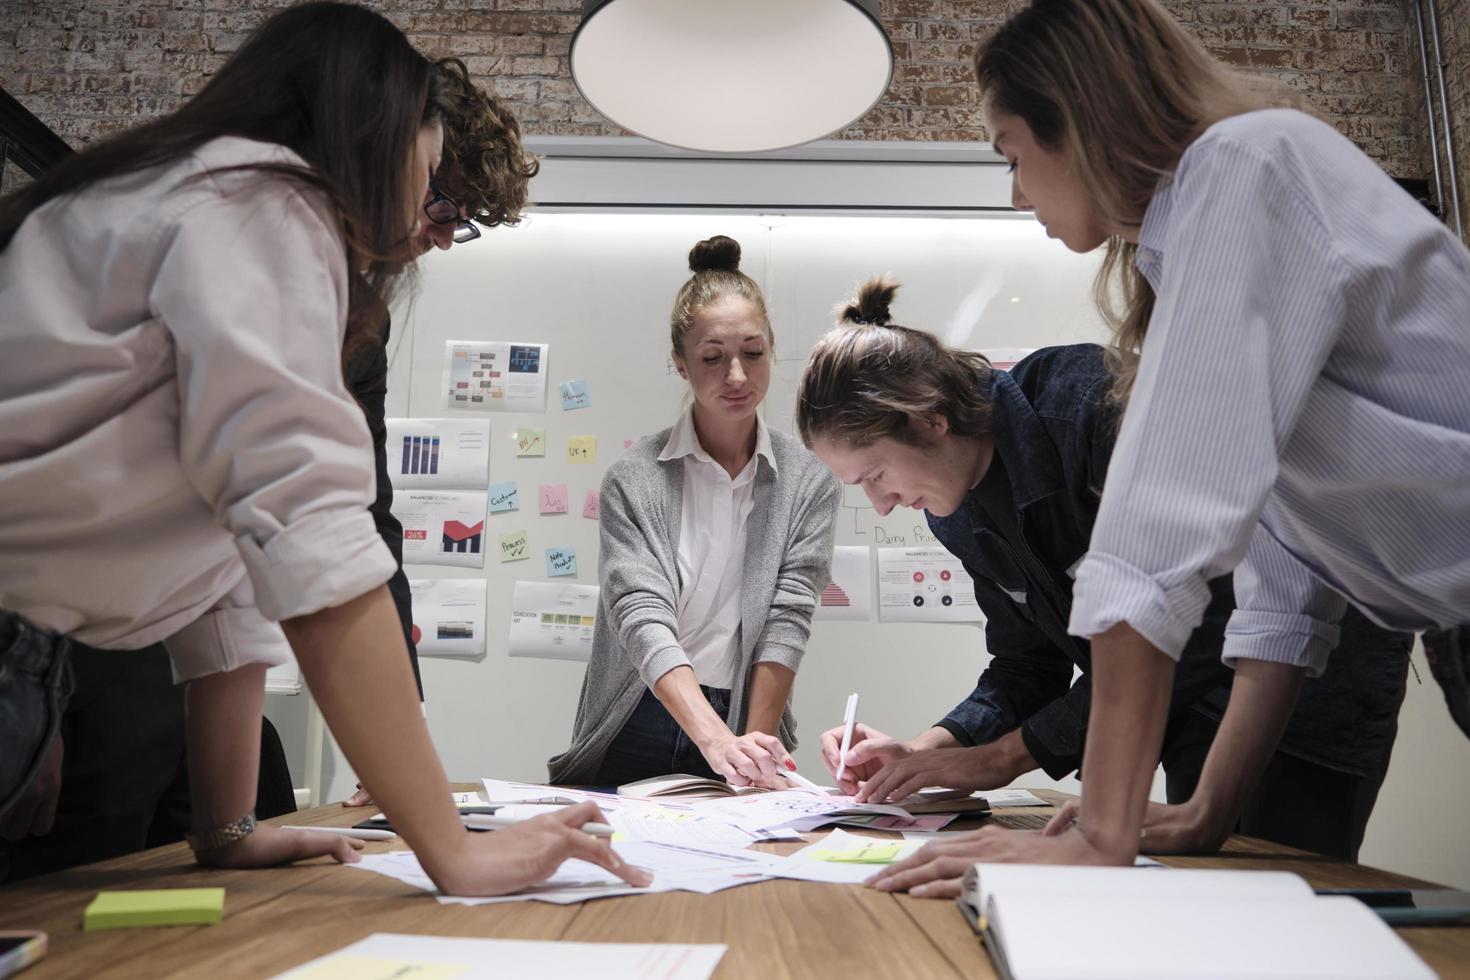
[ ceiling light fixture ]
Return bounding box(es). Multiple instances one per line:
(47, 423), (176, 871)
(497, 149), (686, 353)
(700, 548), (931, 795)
(570, 0), (894, 154)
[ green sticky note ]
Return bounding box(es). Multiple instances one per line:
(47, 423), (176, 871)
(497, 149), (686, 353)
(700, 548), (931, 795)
(85, 888), (225, 930)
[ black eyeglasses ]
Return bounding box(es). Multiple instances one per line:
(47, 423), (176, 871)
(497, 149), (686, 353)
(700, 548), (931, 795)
(424, 184), (481, 243)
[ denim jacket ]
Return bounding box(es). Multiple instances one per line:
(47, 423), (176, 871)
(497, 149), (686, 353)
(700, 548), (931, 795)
(928, 345), (1409, 779)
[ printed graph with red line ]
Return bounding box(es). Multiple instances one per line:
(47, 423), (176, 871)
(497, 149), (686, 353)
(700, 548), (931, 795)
(819, 581), (852, 608)
(441, 519), (484, 554)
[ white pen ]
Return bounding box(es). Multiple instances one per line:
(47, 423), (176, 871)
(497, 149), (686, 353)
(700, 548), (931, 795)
(835, 692), (861, 782)
(282, 825), (396, 841)
(463, 813), (615, 838)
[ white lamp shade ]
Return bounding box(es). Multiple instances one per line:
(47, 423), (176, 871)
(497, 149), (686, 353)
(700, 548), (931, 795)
(571, 0), (894, 154)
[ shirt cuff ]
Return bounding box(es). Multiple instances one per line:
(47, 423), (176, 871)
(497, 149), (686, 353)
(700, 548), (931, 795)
(935, 718), (977, 748)
(628, 622), (690, 687)
(164, 604), (292, 683)
(1019, 722), (1079, 781)
(235, 508), (397, 622)
(1068, 552), (1213, 660)
(1223, 610), (1339, 678)
(753, 641), (804, 673)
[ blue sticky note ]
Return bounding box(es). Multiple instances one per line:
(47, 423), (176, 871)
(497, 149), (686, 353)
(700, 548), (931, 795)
(545, 546), (578, 578)
(559, 379), (592, 411)
(489, 481), (518, 513)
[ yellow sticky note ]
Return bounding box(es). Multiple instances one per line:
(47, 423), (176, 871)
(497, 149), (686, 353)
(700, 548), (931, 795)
(567, 435), (597, 464)
(809, 842), (906, 864)
(498, 529), (529, 562)
(288, 956), (467, 980)
(84, 888), (225, 930)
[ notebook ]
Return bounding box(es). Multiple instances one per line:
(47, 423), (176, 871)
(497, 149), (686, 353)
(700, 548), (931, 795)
(958, 864), (1434, 980)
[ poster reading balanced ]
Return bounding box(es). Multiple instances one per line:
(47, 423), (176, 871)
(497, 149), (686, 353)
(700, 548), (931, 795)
(442, 340), (550, 413)
(876, 547), (983, 624)
(391, 490), (489, 569)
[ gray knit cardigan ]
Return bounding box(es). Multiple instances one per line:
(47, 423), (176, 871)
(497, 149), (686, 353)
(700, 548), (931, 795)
(547, 425), (840, 784)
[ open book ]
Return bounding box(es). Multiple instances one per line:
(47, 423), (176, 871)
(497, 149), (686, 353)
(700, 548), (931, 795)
(958, 864), (1433, 980)
(618, 774), (990, 815)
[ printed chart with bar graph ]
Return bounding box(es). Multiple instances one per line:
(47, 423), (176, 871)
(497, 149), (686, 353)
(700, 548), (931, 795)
(390, 490), (489, 569)
(401, 435), (442, 476)
(384, 418), (490, 489)
(442, 519), (484, 555)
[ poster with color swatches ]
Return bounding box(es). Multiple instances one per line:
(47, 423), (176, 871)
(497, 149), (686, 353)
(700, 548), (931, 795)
(409, 578), (487, 658)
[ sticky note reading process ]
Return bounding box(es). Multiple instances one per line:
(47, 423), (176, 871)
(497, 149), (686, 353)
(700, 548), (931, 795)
(559, 379), (592, 411)
(515, 426), (545, 457)
(499, 530), (529, 563)
(489, 481), (518, 513)
(538, 483), (569, 515)
(546, 546), (578, 578)
(84, 887), (225, 930)
(582, 489), (600, 520)
(567, 436), (596, 464)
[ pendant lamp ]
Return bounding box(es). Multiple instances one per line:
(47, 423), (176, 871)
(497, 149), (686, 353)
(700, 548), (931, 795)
(570, 0), (894, 154)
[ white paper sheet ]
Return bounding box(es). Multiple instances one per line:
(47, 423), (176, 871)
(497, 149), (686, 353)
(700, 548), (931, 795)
(507, 580), (599, 661)
(384, 418), (491, 490)
(768, 828), (923, 884)
(352, 838), (782, 906)
(409, 579), (487, 658)
(441, 340), (549, 413)
(980, 788), (1049, 808)
(813, 545), (874, 622)
(391, 490), (488, 569)
(876, 547), (983, 623)
(272, 932), (726, 980)
(690, 790), (930, 834)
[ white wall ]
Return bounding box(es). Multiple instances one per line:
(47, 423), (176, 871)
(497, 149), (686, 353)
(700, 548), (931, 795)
(267, 208), (1469, 889)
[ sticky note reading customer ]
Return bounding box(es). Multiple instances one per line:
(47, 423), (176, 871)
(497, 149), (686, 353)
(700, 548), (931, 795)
(545, 546), (578, 578)
(538, 483), (568, 514)
(559, 379), (591, 411)
(489, 481), (518, 513)
(514, 427), (545, 457)
(498, 530), (529, 563)
(567, 436), (596, 464)
(582, 489), (600, 520)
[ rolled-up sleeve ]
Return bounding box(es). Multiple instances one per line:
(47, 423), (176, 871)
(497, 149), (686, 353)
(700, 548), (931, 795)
(1069, 135), (1347, 659)
(150, 173), (395, 624)
(164, 575), (292, 683)
(1224, 523), (1346, 676)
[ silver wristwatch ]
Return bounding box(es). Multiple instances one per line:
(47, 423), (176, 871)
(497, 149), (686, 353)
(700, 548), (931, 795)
(187, 810), (257, 852)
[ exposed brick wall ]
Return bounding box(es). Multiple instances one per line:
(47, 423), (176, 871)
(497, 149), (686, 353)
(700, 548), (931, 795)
(0, 0), (1444, 186)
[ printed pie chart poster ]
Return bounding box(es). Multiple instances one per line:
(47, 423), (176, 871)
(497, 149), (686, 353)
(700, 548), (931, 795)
(876, 547), (982, 623)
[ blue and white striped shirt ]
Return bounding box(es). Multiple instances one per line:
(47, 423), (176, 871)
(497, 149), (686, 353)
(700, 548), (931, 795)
(1069, 109), (1470, 676)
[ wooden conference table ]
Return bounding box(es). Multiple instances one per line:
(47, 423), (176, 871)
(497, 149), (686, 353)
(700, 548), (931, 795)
(3, 788), (1467, 979)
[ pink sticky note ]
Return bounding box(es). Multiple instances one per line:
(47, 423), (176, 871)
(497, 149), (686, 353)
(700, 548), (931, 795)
(582, 489), (600, 520)
(538, 483), (569, 515)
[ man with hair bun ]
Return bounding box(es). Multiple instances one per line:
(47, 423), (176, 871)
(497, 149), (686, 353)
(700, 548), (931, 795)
(551, 235), (840, 788)
(797, 276), (1408, 897)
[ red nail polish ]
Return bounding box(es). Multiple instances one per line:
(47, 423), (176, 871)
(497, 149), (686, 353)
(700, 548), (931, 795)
(785, 759), (797, 771)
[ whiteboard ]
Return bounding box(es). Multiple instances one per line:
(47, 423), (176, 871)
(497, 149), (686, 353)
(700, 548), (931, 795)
(367, 208), (1112, 794)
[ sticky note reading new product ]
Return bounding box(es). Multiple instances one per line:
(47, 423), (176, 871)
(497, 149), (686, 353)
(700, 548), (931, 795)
(567, 436), (597, 464)
(545, 546), (578, 578)
(489, 481), (519, 513)
(515, 427), (545, 457)
(809, 841), (908, 864)
(499, 530), (529, 562)
(559, 379), (591, 411)
(538, 483), (568, 514)
(85, 888), (225, 930)
(582, 489), (600, 520)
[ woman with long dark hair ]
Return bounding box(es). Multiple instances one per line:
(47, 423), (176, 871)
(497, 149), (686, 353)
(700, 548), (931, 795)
(0, 2), (645, 897)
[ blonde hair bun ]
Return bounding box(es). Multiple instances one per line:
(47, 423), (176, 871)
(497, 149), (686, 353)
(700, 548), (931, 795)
(837, 274), (899, 327)
(688, 234), (742, 273)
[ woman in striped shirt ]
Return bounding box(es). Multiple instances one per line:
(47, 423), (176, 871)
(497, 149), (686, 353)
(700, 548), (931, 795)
(870, 0), (1470, 889)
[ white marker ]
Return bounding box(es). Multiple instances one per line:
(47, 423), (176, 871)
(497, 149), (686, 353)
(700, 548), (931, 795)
(463, 813), (614, 838)
(282, 825), (396, 841)
(834, 692), (861, 782)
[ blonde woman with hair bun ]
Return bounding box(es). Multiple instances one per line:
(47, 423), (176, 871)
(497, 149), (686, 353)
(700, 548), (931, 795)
(797, 276), (1409, 898)
(867, 0), (1470, 880)
(550, 235), (840, 788)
